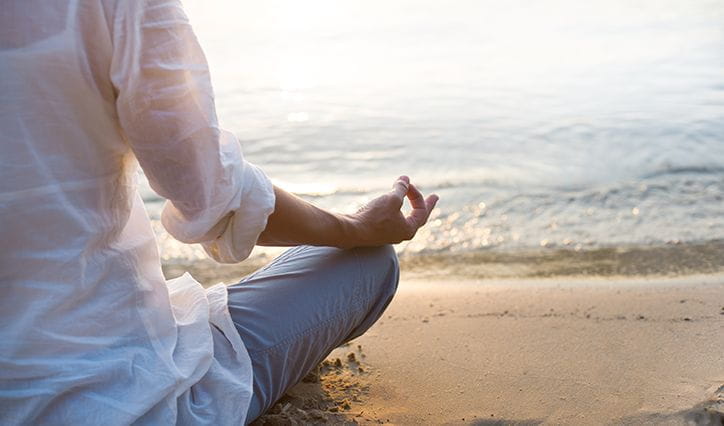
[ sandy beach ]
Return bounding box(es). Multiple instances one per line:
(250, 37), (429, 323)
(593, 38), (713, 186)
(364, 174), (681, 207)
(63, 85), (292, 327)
(248, 272), (724, 425)
(163, 245), (724, 425)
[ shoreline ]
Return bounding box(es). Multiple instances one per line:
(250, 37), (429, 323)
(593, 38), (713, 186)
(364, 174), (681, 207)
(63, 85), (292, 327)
(163, 240), (724, 287)
(255, 274), (724, 425)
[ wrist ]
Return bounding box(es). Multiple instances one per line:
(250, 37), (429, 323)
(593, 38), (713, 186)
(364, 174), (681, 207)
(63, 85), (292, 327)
(335, 213), (366, 249)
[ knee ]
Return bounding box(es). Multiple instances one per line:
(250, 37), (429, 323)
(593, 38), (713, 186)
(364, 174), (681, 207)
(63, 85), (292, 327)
(377, 244), (400, 286)
(355, 245), (399, 298)
(342, 245), (399, 342)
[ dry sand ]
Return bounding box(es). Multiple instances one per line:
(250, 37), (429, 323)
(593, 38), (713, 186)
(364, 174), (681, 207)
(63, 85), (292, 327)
(253, 273), (724, 425)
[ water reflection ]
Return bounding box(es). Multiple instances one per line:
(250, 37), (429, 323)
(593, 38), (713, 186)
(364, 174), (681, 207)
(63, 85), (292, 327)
(149, 0), (724, 264)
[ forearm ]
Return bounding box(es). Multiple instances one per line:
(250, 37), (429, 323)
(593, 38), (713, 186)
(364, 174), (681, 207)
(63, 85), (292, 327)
(257, 186), (358, 248)
(257, 177), (438, 250)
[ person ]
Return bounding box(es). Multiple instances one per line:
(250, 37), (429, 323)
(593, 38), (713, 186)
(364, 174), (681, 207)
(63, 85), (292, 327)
(0, 0), (438, 424)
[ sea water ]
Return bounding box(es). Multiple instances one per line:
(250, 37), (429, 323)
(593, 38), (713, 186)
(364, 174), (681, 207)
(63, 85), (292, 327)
(142, 0), (724, 265)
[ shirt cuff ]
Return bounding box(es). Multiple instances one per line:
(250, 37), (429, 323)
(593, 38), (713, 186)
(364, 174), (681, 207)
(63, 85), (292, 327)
(200, 160), (275, 263)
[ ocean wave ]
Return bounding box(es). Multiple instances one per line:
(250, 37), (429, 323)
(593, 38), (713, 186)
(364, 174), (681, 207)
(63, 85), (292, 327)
(641, 165), (724, 180)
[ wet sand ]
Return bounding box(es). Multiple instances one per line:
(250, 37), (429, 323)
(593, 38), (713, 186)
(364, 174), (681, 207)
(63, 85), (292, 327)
(164, 241), (724, 284)
(254, 273), (724, 425)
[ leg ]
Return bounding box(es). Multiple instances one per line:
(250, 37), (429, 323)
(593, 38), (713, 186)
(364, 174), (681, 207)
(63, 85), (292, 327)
(226, 245), (399, 424)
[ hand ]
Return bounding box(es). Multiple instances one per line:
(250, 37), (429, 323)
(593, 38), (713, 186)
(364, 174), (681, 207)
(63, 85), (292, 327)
(346, 176), (439, 246)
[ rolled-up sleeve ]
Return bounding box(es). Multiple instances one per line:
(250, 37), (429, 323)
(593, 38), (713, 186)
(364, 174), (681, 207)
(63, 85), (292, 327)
(109, 0), (274, 263)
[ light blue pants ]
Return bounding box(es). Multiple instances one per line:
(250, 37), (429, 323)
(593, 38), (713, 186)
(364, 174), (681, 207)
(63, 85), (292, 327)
(226, 245), (400, 424)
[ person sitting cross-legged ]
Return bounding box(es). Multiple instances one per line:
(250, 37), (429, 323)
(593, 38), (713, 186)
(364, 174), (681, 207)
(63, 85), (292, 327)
(0, 0), (438, 424)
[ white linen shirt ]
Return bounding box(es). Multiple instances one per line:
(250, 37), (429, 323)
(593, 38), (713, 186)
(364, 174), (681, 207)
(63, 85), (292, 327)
(0, 0), (275, 424)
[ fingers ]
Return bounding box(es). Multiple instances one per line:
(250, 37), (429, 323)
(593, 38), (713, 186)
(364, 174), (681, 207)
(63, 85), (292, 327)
(406, 204), (432, 229)
(425, 194), (439, 211)
(405, 186), (439, 230)
(406, 183), (426, 210)
(389, 176), (440, 237)
(390, 176), (410, 201)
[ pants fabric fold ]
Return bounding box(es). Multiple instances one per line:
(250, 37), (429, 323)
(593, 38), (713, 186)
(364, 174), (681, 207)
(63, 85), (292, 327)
(225, 245), (400, 423)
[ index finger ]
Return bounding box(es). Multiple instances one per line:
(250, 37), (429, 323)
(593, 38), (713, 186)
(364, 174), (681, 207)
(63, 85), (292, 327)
(406, 193), (439, 229)
(406, 183), (426, 210)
